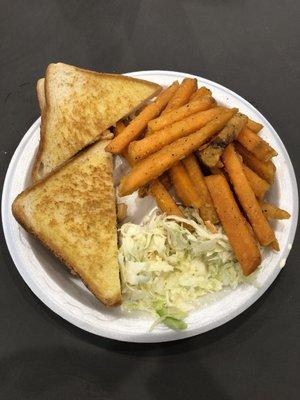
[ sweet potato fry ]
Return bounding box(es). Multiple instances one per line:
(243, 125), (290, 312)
(116, 120), (149, 197)
(149, 179), (184, 217)
(205, 174), (261, 275)
(170, 162), (203, 208)
(145, 78), (196, 198)
(237, 127), (277, 162)
(148, 96), (216, 132)
(245, 220), (255, 238)
(242, 164), (270, 199)
(139, 172), (172, 197)
(116, 121), (182, 216)
(145, 79), (195, 137)
(141, 82), (189, 193)
(247, 119), (263, 133)
(235, 142), (276, 183)
(115, 120), (126, 135)
(199, 113), (247, 167)
(222, 144), (276, 246)
(105, 81), (178, 154)
(114, 121), (133, 163)
(159, 82), (209, 214)
(129, 107), (225, 161)
(163, 78), (197, 112)
(190, 86), (212, 101)
(260, 203), (291, 219)
(161, 78), (207, 216)
(269, 239), (280, 251)
(119, 108), (238, 196)
(182, 154), (218, 223)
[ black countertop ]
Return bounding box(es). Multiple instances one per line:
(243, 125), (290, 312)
(1, 1), (299, 399)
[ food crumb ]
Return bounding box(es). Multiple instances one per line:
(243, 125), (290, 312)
(279, 258), (286, 269)
(117, 203), (127, 222)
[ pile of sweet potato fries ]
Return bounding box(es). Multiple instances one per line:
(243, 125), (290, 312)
(105, 78), (290, 276)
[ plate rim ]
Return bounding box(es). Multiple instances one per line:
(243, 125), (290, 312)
(2, 70), (299, 343)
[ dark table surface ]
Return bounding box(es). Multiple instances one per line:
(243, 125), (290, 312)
(1, 1), (299, 399)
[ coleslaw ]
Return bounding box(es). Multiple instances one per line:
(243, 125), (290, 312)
(119, 208), (243, 330)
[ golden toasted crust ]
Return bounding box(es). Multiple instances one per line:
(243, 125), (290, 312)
(32, 63), (162, 182)
(36, 78), (46, 113)
(33, 78), (47, 184)
(13, 140), (121, 306)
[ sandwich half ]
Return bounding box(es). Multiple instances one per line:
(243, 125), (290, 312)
(13, 140), (121, 306)
(32, 63), (161, 182)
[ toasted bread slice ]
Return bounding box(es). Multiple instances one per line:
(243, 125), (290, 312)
(13, 140), (121, 306)
(32, 63), (161, 182)
(37, 77), (113, 142)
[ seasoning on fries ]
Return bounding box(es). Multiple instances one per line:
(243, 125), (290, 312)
(260, 203), (291, 220)
(115, 118), (183, 217)
(190, 86), (212, 101)
(182, 154), (218, 223)
(237, 127), (277, 162)
(170, 162), (203, 208)
(106, 81), (178, 154)
(141, 78), (198, 199)
(149, 180), (184, 218)
(206, 174), (261, 275)
(163, 78), (197, 112)
(235, 142), (276, 183)
(113, 77), (289, 279)
(148, 96), (215, 132)
(119, 108), (238, 196)
(246, 119), (263, 133)
(242, 163), (270, 200)
(129, 107), (225, 161)
(222, 144), (276, 246)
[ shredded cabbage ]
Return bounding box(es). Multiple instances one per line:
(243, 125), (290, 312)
(119, 208), (243, 330)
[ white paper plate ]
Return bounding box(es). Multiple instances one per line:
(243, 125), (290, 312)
(2, 70), (298, 343)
